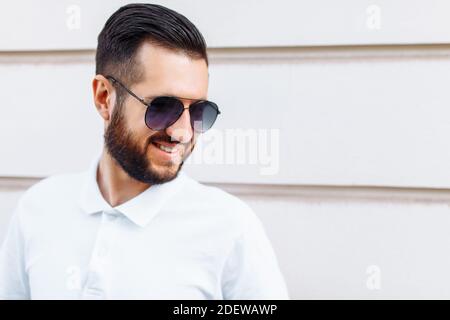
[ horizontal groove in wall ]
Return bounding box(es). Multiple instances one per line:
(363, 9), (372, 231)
(2, 44), (450, 64)
(2, 176), (450, 205)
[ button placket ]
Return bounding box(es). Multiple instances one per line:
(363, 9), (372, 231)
(81, 209), (121, 299)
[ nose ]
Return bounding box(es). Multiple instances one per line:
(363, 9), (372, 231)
(165, 106), (193, 144)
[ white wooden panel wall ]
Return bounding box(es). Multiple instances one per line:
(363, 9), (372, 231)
(2, 48), (450, 188)
(2, 0), (450, 300)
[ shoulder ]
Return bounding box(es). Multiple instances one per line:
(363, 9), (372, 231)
(16, 171), (85, 218)
(23, 171), (84, 200)
(178, 173), (262, 235)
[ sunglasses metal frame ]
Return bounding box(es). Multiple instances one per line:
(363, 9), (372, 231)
(105, 75), (220, 132)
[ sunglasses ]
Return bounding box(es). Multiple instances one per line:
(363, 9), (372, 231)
(106, 76), (220, 133)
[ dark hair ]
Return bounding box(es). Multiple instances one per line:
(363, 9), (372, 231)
(95, 3), (208, 89)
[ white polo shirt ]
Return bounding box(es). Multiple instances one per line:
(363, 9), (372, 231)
(0, 153), (289, 300)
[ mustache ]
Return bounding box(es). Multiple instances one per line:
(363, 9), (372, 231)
(147, 133), (196, 157)
(148, 132), (192, 148)
(149, 131), (182, 143)
(149, 134), (176, 144)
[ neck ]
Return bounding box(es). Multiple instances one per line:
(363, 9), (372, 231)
(97, 148), (151, 207)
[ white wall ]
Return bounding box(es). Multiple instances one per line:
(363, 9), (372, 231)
(2, 0), (450, 50)
(2, 0), (450, 299)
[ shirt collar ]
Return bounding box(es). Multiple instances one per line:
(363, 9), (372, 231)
(79, 151), (188, 228)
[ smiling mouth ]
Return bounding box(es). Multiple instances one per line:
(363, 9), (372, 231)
(155, 143), (175, 153)
(151, 141), (182, 154)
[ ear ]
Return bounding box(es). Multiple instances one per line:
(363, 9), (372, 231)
(92, 74), (115, 121)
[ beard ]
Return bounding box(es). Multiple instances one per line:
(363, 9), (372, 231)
(104, 103), (194, 185)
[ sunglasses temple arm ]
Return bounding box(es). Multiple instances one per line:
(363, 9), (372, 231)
(108, 76), (148, 107)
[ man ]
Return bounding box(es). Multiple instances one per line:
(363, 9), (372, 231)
(0, 3), (288, 299)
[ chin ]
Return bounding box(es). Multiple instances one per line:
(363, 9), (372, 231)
(151, 163), (181, 180)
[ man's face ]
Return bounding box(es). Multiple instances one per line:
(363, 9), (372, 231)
(104, 42), (209, 184)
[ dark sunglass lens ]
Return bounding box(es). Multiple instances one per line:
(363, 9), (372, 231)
(190, 101), (219, 133)
(145, 97), (183, 130)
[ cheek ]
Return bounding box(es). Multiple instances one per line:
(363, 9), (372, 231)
(141, 130), (156, 150)
(190, 132), (199, 146)
(123, 106), (153, 143)
(128, 109), (147, 130)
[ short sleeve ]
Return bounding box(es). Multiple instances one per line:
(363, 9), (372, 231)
(221, 209), (289, 300)
(0, 201), (30, 300)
